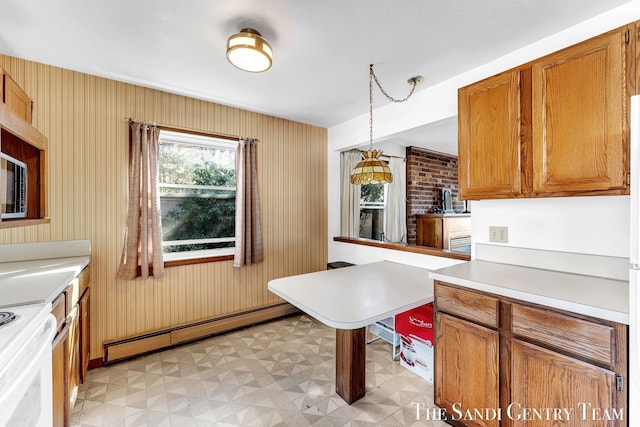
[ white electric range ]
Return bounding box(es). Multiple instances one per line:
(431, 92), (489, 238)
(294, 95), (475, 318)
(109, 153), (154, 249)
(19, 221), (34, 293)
(0, 302), (56, 427)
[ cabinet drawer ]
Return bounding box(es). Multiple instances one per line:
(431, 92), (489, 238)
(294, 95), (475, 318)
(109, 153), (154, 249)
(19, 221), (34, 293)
(66, 266), (90, 310)
(511, 304), (614, 366)
(435, 282), (499, 328)
(78, 265), (90, 296)
(51, 292), (66, 331)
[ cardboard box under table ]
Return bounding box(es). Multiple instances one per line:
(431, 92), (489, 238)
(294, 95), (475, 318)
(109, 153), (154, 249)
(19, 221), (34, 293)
(395, 302), (434, 382)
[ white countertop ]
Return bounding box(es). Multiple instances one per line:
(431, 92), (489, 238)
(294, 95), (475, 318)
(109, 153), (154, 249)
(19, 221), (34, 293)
(429, 260), (629, 324)
(0, 240), (91, 309)
(268, 260), (433, 329)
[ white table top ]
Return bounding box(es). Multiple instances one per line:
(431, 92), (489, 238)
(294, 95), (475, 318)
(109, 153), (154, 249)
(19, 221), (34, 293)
(429, 260), (629, 324)
(268, 261), (434, 329)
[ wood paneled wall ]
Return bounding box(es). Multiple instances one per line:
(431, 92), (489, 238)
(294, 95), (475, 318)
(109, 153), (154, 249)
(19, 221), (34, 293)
(0, 54), (328, 359)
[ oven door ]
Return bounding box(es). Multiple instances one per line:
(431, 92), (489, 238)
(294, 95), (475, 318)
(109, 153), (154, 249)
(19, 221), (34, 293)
(0, 314), (56, 427)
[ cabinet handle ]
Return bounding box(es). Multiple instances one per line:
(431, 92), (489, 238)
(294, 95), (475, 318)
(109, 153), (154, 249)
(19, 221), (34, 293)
(616, 374), (624, 392)
(52, 318), (71, 346)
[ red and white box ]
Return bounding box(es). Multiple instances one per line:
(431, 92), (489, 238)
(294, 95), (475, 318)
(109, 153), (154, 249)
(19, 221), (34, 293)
(395, 303), (434, 382)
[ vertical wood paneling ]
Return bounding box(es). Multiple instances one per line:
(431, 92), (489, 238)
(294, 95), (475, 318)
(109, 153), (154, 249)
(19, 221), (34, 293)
(0, 54), (327, 359)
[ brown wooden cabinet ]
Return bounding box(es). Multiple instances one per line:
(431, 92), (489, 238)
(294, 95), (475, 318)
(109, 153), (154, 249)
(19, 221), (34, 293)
(511, 339), (620, 424)
(51, 265), (90, 427)
(52, 320), (70, 427)
(79, 288), (91, 383)
(2, 72), (32, 123)
(434, 281), (628, 427)
(416, 214), (471, 250)
(459, 68), (526, 198)
(0, 68), (47, 227)
(436, 313), (499, 427)
(458, 23), (634, 200)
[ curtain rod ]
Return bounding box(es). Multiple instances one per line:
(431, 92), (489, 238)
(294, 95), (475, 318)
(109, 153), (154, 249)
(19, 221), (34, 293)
(348, 148), (405, 160)
(124, 118), (242, 142)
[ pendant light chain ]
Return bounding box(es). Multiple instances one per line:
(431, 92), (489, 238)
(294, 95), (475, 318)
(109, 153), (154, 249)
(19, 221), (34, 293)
(370, 64), (422, 104)
(369, 66), (374, 147)
(368, 64), (422, 147)
(351, 64), (423, 185)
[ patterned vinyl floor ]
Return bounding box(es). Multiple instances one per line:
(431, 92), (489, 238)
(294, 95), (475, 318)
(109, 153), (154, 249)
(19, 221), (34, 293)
(71, 314), (446, 426)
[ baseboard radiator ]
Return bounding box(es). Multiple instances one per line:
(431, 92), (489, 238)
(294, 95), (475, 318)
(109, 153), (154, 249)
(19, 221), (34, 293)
(103, 302), (299, 364)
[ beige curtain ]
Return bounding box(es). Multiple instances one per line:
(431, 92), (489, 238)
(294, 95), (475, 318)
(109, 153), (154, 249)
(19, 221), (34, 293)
(340, 150), (361, 237)
(384, 157), (407, 243)
(116, 121), (164, 279)
(234, 138), (263, 267)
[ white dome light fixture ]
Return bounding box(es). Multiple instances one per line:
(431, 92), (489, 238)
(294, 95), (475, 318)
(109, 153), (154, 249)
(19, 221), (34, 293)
(226, 28), (273, 73)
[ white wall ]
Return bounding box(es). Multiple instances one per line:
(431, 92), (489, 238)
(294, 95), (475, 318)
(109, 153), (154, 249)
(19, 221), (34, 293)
(328, 1), (639, 267)
(470, 196), (630, 258)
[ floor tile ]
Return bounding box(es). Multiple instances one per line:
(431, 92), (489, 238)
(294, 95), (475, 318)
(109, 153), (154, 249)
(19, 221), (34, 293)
(72, 314), (447, 426)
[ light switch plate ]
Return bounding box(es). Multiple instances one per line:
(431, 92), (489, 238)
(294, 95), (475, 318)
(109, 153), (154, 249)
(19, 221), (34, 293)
(489, 226), (508, 244)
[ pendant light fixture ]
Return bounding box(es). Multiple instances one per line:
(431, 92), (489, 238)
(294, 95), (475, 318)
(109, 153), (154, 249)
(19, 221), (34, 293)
(226, 28), (273, 73)
(350, 64), (423, 185)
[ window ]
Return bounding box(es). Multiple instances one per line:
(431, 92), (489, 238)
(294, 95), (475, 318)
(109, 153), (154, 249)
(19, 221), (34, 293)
(158, 130), (237, 261)
(359, 183), (385, 240)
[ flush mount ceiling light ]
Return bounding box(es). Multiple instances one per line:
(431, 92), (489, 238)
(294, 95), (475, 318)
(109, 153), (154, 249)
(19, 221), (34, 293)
(226, 28), (273, 73)
(350, 64), (423, 185)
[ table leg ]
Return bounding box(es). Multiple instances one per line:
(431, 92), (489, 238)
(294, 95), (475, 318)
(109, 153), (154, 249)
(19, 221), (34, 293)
(335, 327), (366, 404)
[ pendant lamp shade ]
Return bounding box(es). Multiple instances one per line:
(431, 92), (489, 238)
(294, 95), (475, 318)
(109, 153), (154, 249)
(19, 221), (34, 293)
(226, 28), (273, 73)
(350, 150), (393, 184)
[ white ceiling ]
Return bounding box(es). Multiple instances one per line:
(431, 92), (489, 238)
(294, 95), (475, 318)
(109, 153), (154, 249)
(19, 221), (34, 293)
(0, 0), (629, 153)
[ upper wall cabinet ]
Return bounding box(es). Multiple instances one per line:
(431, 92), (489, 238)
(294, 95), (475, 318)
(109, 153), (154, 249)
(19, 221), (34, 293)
(458, 68), (527, 198)
(0, 66), (48, 227)
(2, 71), (32, 123)
(458, 23), (635, 200)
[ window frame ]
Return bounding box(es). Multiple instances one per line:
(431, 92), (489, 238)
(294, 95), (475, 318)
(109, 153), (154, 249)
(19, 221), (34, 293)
(358, 183), (386, 240)
(157, 127), (239, 266)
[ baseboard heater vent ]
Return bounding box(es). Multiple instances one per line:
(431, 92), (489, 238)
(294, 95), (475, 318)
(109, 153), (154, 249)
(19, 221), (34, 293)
(103, 302), (299, 364)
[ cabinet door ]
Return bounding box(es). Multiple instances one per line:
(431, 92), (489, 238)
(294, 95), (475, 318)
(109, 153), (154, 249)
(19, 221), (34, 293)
(79, 289), (90, 383)
(511, 338), (622, 426)
(67, 305), (80, 409)
(458, 68), (524, 199)
(435, 312), (500, 427)
(52, 321), (70, 427)
(532, 27), (629, 193)
(2, 74), (32, 123)
(416, 216), (442, 247)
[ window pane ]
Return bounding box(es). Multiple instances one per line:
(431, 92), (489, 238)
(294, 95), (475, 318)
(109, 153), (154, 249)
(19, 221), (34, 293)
(160, 196), (235, 252)
(360, 183), (384, 203)
(359, 183), (385, 239)
(359, 208), (384, 240)
(158, 130), (237, 256)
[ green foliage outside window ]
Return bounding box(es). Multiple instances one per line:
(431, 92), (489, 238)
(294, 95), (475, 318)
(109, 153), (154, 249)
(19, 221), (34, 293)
(159, 140), (236, 253)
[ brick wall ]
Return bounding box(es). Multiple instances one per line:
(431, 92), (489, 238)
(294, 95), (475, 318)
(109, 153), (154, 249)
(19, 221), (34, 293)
(406, 147), (464, 244)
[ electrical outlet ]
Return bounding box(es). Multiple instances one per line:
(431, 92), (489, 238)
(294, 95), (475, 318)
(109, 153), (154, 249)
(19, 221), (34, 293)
(489, 226), (508, 244)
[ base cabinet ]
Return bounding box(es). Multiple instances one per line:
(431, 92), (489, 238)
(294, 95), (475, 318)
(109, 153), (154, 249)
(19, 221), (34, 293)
(435, 313), (499, 427)
(416, 215), (471, 250)
(434, 281), (628, 427)
(51, 265), (90, 427)
(79, 289), (90, 382)
(510, 339), (620, 425)
(52, 320), (70, 427)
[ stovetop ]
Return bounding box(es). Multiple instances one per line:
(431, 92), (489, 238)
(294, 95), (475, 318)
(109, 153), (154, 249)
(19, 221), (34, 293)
(0, 311), (17, 327)
(0, 303), (51, 368)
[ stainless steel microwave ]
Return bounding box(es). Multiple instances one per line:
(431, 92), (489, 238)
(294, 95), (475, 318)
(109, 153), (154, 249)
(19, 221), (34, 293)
(1, 152), (27, 219)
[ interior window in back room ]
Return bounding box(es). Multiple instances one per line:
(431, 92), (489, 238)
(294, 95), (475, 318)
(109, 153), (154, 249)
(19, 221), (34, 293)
(158, 130), (238, 261)
(359, 183), (385, 240)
